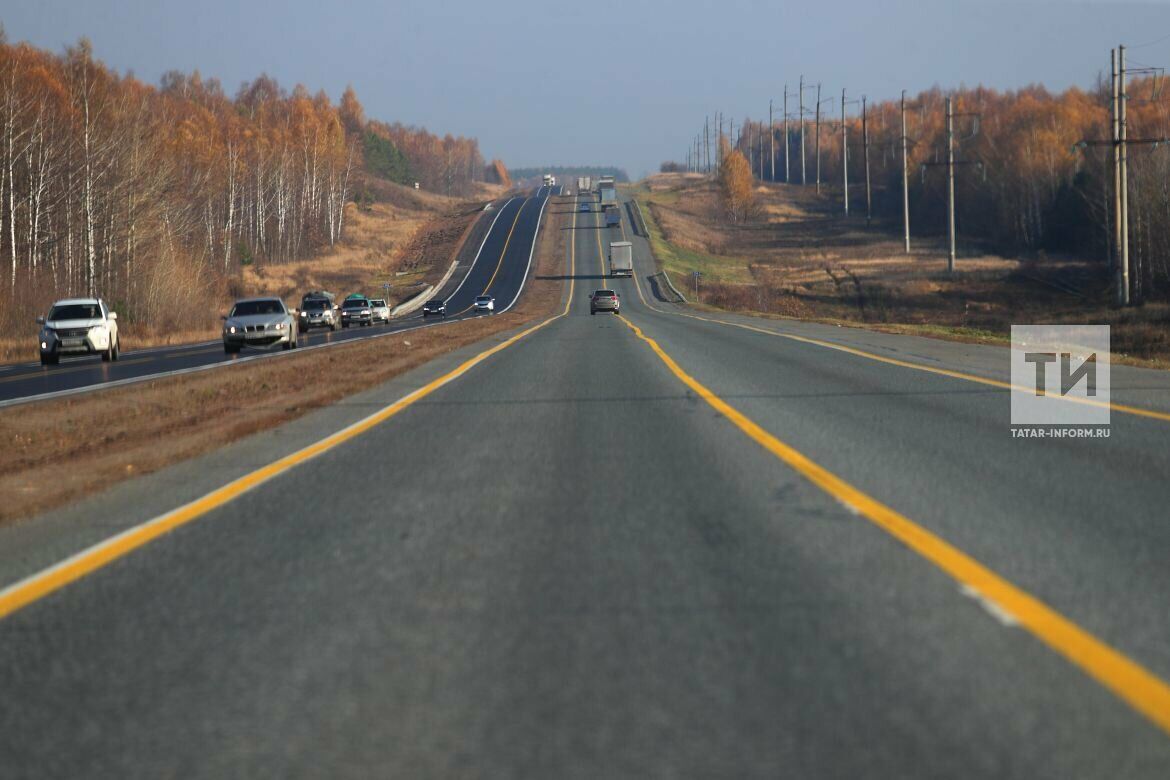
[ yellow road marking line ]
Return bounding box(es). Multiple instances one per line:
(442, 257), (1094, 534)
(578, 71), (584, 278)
(617, 313), (1170, 737)
(453, 197), (529, 316)
(672, 311), (1170, 423)
(0, 285), (575, 622)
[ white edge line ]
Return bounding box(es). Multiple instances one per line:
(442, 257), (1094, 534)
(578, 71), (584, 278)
(0, 316), (463, 411)
(497, 189), (551, 315)
(0, 324), (516, 602)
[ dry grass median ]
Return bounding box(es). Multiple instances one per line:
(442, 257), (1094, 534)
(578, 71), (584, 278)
(0, 196), (566, 526)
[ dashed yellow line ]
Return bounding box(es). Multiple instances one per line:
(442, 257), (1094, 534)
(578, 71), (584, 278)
(617, 312), (1170, 738)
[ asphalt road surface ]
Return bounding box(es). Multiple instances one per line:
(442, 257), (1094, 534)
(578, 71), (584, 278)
(2, 188), (1170, 778)
(0, 186), (556, 409)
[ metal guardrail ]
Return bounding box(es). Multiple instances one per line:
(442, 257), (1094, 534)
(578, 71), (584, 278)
(652, 271), (688, 304)
(630, 199), (650, 238)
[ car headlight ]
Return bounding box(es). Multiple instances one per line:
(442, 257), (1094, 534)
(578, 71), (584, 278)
(227, 325), (237, 334)
(275, 322), (285, 330)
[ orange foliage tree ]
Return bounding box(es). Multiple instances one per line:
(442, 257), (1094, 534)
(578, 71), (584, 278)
(719, 143), (755, 223)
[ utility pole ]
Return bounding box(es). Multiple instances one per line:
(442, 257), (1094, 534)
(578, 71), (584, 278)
(799, 75), (807, 185)
(783, 85), (790, 182)
(769, 99), (775, 182)
(758, 122), (764, 179)
(717, 113), (722, 169)
(815, 83), (823, 192)
(946, 96), (956, 272)
(1111, 49), (1122, 300)
(704, 116), (709, 173)
(842, 88), (849, 215)
(863, 95), (872, 227)
(901, 90), (910, 253)
(1119, 44), (1130, 305)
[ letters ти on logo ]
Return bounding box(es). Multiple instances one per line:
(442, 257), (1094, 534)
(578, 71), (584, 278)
(1010, 325), (1110, 426)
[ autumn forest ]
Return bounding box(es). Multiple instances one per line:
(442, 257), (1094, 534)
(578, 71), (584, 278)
(722, 79), (1170, 301)
(0, 33), (493, 330)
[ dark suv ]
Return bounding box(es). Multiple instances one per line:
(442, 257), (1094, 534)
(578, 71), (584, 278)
(299, 297), (338, 331)
(422, 299), (447, 317)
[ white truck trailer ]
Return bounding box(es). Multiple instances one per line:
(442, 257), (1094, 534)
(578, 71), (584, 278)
(609, 241), (633, 278)
(577, 176), (592, 192)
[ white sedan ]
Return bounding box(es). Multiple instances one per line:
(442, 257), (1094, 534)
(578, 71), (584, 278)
(474, 295), (495, 314)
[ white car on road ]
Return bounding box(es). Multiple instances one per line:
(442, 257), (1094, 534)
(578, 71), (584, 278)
(370, 299), (391, 323)
(474, 295), (495, 314)
(37, 298), (120, 366)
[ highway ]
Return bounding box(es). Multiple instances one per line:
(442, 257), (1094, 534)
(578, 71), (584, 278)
(2, 187), (1170, 777)
(0, 186), (556, 409)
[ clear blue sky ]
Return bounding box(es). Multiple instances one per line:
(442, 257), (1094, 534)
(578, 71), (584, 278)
(3, 1), (1169, 178)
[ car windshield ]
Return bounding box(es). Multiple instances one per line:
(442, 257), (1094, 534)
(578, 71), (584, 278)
(476, 297), (491, 303)
(427, 300), (443, 306)
(596, 290), (615, 297)
(48, 303), (102, 320)
(343, 299), (368, 308)
(231, 300), (283, 317)
(303, 299), (329, 311)
(371, 300), (386, 307)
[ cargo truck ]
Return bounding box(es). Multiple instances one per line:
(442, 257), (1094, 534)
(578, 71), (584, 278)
(577, 176), (592, 192)
(609, 241), (633, 278)
(599, 179), (617, 205)
(604, 203), (621, 228)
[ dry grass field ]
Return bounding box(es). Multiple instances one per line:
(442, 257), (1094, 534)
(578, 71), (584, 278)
(633, 173), (1170, 364)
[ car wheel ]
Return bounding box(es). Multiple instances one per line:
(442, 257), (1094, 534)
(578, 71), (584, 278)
(111, 337), (120, 361)
(224, 344), (239, 355)
(40, 353), (57, 366)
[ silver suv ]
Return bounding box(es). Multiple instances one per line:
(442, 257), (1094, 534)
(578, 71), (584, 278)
(589, 289), (620, 316)
(37, 298), (120, 366)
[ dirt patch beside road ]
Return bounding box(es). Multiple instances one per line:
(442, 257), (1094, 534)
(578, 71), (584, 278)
(0, 196), (566, 526)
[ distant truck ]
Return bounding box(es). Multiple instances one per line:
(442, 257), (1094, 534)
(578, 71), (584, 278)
(604, 203), (621, 228)
(609, 241), (633, 277)
(542, 173), (554, 187)
(577, 176), (592, 192)
(599, 179), (617, 205)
